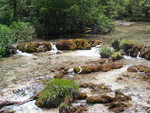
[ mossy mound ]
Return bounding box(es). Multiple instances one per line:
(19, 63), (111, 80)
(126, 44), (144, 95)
(17, 42), (26, 52)
(88, 39), (102, 47)
(35, 78), (79, 108)
(73, 39), (91, 50)
(26, 43), (36, 53)
(17, 42), (52, 53)
(42, 42), (52, 51)
(56, 40), (77, 50)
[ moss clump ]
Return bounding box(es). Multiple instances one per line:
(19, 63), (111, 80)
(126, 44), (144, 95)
(110, 52), (122, 61)
(73, 39), (91, 50)
(17, 42), (26, 52)
(111, 38), (120, 51)
(119, 39), (129, 53)
(74, 67), (80, 73)
(43, 42), (52, 51)
(26, 43), (36, 53)
(35, 78), (79, 108)
(56, 40), (77, 50)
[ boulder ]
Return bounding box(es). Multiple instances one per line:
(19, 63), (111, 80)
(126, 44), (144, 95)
(110, 62), (122, 69)
(101, 64), (112, 72)
(76, 92), (87, 100)
(56, 40), (77, 50)
(17, 42), (26, 52)
(73, 39), (91, 50)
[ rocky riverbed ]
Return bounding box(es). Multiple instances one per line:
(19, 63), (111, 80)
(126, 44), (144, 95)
(0, 21), (150, 113)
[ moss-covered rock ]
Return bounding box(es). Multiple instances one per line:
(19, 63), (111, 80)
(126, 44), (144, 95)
(42, 42), (52, 51)
(56, 40), (77, 50)
(88, 39), (102, 47)
(17, 42), (26, 52)
(26, 43), (36, 53)
(128, 44), (142, 57)
(73, 39), (91, 50)
(127, 65), (150, 73)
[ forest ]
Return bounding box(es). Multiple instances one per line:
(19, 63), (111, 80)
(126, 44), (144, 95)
(0, 0), (150, 57)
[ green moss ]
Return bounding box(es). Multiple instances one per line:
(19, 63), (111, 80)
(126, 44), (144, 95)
(17, 42), (26, 52)
(26, 43), (35, 53)
(74, 67), (80, 73)
(144, 68), (149, 73)
(35, 78), (79, 108)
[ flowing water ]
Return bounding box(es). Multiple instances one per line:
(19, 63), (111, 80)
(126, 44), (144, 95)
(0, 21), (150, 113)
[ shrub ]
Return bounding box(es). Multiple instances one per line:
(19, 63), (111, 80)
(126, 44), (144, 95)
(111, 38), (120, 51)
(100, 46), (114, 58)
(35, 78), (79, 108)
(9, 21), (36, 43)
(111, 52), (122, 61)
(0, 24), (14, 56)
(119, 39), (129, 52)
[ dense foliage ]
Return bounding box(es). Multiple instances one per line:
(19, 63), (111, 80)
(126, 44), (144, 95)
(0, 0), (149, 35)
(0, 24), (13, 57)
(100, 46), (114, 58)
(35, 78), (79, 108)
(0, 0), (149, 57)
(0, 22), (35, 57)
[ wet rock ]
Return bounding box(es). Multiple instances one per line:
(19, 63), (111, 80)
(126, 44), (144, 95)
(59, 105), (87, 113)
(86, 95), (113, 104)
(79, 83), (94, 89)
(98, 59), (106, 64)
(113, 90), (131, 102)
(127, 66), (138, 72)
(139, 46), (150, 60)
(56, 51), (62, 54)
(76, 92), (87, 100)
(108, 102), (131, 112)
(127, 65), (150, 73)
(110, 62), (122, 69)
(56, 40), (77, 50)
(128, 44), (142, 57)
(101, 64), (111, 72)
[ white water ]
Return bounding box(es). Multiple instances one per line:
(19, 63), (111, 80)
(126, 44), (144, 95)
(16, 50), (32, 57)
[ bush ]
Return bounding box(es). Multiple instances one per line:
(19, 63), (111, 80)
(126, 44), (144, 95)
(0, 24), (14, 56)
(111, 38), (120, 51)
(35, 78), (79, 108)
(111, 52), (122, 61)
(100, 46), (114, 58)
(119, 39), (129, 52)
(9, 21), (36, 42)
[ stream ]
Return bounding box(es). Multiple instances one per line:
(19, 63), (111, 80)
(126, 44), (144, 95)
(0, 21), (150, 113)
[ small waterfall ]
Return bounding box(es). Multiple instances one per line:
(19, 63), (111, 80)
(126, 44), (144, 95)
(136, 51), (140, 59)
(50, 42), (58, 53)
(25, 44), (28, 51)
(10, 49), (12, 56)
(16, 50), (32, 57)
